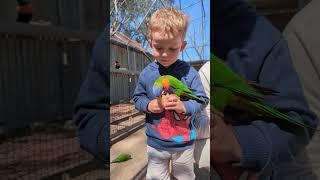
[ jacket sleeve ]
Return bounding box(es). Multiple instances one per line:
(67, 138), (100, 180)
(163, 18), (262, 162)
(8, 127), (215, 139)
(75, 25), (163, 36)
(132, 71), (151, 113)
(73, 32), (108, 163)
(283, 1), (320, 119)
(183, 69), (209, 115)
(194, 62), (210, 139)
(231, 38), (318, 174)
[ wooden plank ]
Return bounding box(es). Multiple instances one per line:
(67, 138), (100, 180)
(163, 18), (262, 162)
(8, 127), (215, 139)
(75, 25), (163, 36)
(20, 38), (29, 120)
(58, 0), (80, 29)
(0, 1), (17, 23)
(0, 36), (8, 124)
(110, 120), (145, 145)
(6, 36), (17, 128)
(110, 69), (140, 75)
(248, 0), (297, 9)
(0, 23), (99, 41)
(41, 159), (107, 180)
(46, 39), (60, 120)
(32, 0), (59, 25)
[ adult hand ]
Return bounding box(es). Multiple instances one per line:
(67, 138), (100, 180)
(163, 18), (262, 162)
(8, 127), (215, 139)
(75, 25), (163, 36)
(211, 107), (244, 180)
(211, 107), (241, 163)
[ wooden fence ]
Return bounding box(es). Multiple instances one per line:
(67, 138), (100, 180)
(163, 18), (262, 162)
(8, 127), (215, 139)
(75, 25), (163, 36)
(0, 22), (98, 130)
(0, 23), (108, 179)
(110, 70), (140, 105)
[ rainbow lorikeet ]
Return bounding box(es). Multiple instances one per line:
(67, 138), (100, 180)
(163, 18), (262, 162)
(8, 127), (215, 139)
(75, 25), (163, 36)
(212, 54), (316, 130)
(153, 75), (206, 104)
(111, 153), (132, 163)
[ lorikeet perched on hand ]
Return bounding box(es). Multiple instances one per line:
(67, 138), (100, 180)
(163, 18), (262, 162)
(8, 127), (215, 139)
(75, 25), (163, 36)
(212, 54), (316, 130)
(153, 75), (206, 104)
(211, 54), (318, 180)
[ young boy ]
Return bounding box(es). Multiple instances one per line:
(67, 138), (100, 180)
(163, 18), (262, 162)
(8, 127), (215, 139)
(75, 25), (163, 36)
(133, 7), (208, 180)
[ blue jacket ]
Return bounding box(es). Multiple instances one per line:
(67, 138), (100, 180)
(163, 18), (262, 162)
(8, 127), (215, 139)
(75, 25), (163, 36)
(133, 60), (208, 151)
(73, 32), (108, 163)
(214, 0), (318, 178)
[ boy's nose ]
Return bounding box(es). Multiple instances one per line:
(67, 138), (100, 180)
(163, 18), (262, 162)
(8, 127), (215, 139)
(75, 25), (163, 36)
(162, 52), (168, 57)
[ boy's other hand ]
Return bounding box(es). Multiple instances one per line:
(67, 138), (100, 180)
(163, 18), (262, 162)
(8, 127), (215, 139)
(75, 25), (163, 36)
(147, 99), (164, 113)
(162, 94), (186, 114)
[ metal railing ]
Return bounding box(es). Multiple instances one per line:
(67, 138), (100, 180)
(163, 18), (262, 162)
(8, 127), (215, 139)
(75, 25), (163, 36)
(110, 102), (145, 145)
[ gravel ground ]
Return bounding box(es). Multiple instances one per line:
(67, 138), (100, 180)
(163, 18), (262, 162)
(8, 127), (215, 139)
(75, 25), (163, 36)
(0, 103), (139, 179)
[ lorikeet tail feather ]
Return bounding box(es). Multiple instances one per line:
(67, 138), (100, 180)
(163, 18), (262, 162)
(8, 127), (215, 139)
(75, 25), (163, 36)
(181, 92), (206, 104)
(249, 102), (318, 131)
(247, 81), (279, 95)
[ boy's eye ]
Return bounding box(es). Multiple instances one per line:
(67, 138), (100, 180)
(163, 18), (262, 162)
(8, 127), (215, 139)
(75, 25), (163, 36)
(155, 47), (162, 51)
(170, 48), (178, 51)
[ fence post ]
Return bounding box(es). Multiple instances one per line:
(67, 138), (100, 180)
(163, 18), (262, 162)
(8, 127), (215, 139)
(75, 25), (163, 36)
(0, 1), (17, 23)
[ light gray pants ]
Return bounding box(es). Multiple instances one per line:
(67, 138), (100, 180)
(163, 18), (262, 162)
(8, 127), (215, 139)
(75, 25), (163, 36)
(194, 138), (210, 169)
(146, 145), (195, 180)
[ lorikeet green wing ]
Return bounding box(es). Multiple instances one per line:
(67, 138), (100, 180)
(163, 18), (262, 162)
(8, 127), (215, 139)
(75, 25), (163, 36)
(212, 54), (317, 130)
(153, 75), (206, 104)
(111, 153), (132, 163)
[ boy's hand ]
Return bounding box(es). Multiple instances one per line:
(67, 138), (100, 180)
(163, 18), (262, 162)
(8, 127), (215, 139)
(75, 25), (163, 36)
(147, 99), (164, 113)
(162, 94), (186, 114)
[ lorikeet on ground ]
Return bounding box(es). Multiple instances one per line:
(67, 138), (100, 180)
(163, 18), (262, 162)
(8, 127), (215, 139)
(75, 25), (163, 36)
(111, 153), (132, 163)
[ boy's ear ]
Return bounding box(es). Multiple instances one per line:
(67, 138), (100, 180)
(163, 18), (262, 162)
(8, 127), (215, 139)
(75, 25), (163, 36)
(180, 41), (187, 51)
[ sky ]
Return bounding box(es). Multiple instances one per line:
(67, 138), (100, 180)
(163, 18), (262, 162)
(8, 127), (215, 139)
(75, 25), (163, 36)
(174, 0), (210, 62)
(142, 0), (210, 62)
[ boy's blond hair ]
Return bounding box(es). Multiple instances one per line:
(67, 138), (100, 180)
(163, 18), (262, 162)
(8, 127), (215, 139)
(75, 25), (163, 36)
(148, 7), (189, 40)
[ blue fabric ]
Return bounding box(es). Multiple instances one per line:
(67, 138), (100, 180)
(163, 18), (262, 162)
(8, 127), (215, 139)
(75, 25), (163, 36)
(133, 60), (208, 151)
(213, 0), (318, 178)
(73, 31), (108, 163)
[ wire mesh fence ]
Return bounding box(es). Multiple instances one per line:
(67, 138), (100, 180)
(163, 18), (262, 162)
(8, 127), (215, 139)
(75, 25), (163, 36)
(0, 24), (107, 179)
(111, 102), (140, 124)
(110, 102), (145, 144)
(0, 121), (107, 180)
(110, 67), (146, 144)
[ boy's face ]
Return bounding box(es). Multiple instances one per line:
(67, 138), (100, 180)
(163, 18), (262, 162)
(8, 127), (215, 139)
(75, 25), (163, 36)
(149, 31), (186, 67)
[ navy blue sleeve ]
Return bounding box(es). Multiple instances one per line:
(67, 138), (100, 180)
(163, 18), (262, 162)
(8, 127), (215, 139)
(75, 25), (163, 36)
(73, 32), (108, 163)
(132, 70), (151, 113)
(214, 0), (318, 174)
(231, 38), (318, 173)
(183, 68), (209, 115)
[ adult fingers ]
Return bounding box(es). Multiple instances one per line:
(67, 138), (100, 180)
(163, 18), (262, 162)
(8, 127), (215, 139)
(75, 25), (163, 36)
(211, 112), (224, 128)
(211, 113), (218, 127)
(212, 106), (224, 118)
